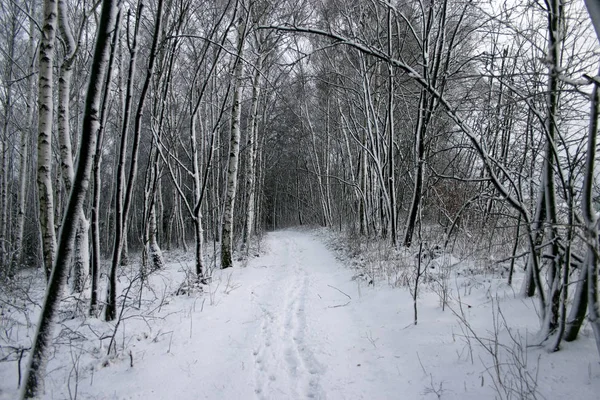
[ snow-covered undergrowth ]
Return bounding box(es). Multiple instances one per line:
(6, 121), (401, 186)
(319, 227), (600, 399)
(0, 248), (214, 399)
(1, 229), (599, 399)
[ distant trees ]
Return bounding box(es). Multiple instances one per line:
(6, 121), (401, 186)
(260, 0), (600, 357)
(0, 0), (36, 275)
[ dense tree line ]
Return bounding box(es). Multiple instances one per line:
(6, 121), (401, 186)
(0, 0), (600, 397)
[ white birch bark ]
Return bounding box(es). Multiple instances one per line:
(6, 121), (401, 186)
(147, 129), (164, 272)
(148, 204), (163, 271)
(191, 113), (205, 276)
(37, 0), (59, 280)
(57, 0), (75, 189)
(242, 52), (263, 252)
(57, 0), (89, 293)
(72, 216), (89, 291)
(221, 11), (247, 269)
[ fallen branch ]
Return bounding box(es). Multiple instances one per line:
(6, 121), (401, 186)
(328, 284), (351, 300)
(328, 301), (351, 308)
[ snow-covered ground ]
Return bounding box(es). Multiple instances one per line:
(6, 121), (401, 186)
(2, 229), (600, 399)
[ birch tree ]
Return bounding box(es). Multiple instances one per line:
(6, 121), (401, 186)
(241, 48), (263, 252)
(221, 4), (248, 269)
(36, 0), (58, 280)
(21, 0), (119, 394)
(539, 0), (563, 338)
(57, 0), (91, 293)
(90, 7), (122, 315)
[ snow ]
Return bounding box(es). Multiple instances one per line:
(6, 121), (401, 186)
(2, 229), (600, 399)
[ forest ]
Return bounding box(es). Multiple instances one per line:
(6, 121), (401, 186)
(2, 0), (600, 398)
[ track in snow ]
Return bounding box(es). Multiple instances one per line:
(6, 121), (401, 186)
(252, 235), (324, 399)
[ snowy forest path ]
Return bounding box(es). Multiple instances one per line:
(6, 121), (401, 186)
(88, 229), (413, 400)
(244, 229), (392, 400)
(251, 231), (330, 399)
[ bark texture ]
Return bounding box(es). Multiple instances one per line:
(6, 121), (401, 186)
(221, 11), (247, 269)
(37, 0), (59, 280)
